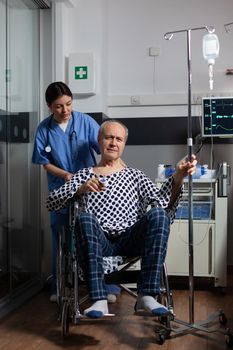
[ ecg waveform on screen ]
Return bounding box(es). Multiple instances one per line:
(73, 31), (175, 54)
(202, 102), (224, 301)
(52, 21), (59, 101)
(203, 98), (233, 136)
(216, 124), (233, 132)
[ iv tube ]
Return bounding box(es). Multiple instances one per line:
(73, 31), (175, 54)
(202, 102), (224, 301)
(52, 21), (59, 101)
(202, 33), (220, 90)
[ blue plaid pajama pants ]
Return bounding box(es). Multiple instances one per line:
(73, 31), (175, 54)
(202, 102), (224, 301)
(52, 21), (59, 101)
(75, 207), (170, 301)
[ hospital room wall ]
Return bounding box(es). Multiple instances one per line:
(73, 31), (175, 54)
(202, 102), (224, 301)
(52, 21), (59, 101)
(45, 0), (233, 272)
(60, 0), (233, 111)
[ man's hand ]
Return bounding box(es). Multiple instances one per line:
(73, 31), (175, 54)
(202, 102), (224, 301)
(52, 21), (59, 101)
(168, 155), (197, 208)
(173, 155), (197, 184)
(76, 177), (106, 196)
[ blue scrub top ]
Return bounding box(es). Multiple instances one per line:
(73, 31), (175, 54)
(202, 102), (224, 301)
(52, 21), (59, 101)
(32, 110), (100, 191)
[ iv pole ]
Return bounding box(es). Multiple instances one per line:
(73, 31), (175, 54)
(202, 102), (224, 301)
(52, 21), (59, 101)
(160, 26), (233, 344)
(164, 25), (213, 325)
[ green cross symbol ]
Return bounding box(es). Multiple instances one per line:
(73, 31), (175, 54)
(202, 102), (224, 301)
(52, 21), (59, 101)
(75, 66), (88, 80)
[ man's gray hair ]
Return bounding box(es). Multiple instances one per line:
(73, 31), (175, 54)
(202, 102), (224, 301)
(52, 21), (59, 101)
(98, 119), (128, 141)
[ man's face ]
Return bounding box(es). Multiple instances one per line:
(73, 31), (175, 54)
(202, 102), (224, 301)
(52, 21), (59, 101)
(99, 122), (127, 161)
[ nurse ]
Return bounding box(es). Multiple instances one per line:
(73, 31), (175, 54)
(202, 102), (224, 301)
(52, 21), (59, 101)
(32, 81), (101, 301)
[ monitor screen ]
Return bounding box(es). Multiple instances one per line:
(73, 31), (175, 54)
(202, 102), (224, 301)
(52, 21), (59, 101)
(202, 97), (233, 137)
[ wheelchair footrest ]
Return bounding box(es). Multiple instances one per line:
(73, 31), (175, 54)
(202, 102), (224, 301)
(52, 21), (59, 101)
(77, 313), (116, 320)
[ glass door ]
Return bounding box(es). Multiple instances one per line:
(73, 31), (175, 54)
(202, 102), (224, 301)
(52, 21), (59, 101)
(0, 0), (42, 307)
(0, 0), (8, 299)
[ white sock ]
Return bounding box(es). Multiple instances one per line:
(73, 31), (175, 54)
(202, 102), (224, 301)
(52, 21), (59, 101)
(136, 294), (169, 316)
(84, 300), (109, 318)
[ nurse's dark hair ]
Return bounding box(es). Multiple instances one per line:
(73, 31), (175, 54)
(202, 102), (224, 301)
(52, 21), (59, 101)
(98, 119), (128, 141)
(45, 81), (73, 105)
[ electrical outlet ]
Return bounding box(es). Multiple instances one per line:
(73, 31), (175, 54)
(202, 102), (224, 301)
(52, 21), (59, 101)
(131, 96), (140, 105)
(149, 46), (160, 56)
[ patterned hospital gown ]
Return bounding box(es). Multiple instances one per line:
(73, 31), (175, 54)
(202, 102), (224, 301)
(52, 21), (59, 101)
(46, 167), (182, 274)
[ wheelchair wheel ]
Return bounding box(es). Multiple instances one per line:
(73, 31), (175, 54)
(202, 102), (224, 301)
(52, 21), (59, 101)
(56, 236), (64, 320)
(157, 263), (174, 331)
(225, 332), (233, 347)
(219, 312), (227, 325)
(61, 301), (70, 340)
(57, 228), (69, 321)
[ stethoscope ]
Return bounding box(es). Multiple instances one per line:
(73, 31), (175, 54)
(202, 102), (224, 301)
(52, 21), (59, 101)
(45, 113), (78, 160)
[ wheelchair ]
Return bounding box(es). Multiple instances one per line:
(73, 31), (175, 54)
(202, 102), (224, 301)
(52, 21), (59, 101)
(56, 203), (175, 344)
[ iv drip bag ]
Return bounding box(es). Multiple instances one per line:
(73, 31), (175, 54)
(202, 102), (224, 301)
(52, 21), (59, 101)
(202, 33), (219, 90)
(202, 33), (219, 65)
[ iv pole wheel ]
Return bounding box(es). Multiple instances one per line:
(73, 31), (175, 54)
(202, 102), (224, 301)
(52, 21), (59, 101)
(158, 332), (166, 345)
(155, 326), (171, 344)
(157, 329), (169, 345)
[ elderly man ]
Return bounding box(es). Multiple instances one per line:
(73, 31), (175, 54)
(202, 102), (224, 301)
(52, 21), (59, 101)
(46, 120), (196, 318)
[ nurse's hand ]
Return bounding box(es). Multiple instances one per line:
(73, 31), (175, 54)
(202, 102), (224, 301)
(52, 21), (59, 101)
(76, 178), (106, 196)
(64, 172), (73, 182)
